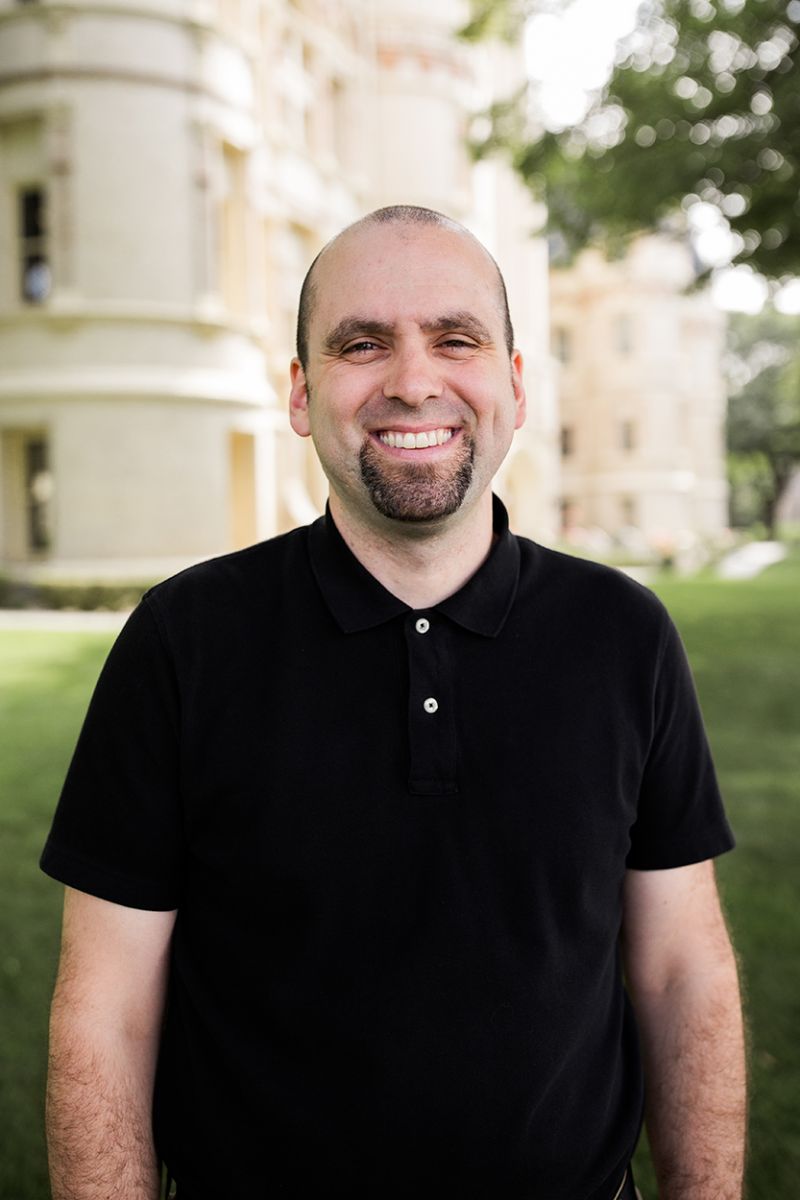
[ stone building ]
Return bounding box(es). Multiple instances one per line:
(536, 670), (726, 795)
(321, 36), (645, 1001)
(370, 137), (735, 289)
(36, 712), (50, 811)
(0, 0), (558, 582)
(550, 237), (729, 550)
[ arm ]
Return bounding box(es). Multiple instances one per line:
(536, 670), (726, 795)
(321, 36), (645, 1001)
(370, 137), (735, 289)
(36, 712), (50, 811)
(621, 860), (746, 1199)
(47, 887), (177, 1200)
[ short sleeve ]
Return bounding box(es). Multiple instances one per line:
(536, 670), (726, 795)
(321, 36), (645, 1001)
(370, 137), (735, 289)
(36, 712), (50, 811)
(40, 597), (183, 910)
(627, 611), (734, 870)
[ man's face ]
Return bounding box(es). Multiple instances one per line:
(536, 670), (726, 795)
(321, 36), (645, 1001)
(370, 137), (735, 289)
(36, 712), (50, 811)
(289, 222), (526, 529)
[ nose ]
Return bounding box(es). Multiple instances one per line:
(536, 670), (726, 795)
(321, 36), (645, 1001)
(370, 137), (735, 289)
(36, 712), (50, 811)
(382, 341), (444, 407)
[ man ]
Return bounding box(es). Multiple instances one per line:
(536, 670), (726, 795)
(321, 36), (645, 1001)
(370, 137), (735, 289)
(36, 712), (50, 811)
(42, 206), (745, 1199)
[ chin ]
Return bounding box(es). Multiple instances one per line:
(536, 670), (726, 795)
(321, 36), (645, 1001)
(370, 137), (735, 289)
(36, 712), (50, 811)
(359, 441), (475, 524)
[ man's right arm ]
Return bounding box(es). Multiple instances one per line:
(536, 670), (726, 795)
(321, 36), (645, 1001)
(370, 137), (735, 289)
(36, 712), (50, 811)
(47, 887), (177, 1200)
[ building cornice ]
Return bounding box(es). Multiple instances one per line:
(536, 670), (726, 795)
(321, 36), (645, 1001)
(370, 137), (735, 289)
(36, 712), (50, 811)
(0, 365), (277, 408)
(0, 0), (251, 40)
(0, 64), (255, 113)
(0, 302), (268, 341)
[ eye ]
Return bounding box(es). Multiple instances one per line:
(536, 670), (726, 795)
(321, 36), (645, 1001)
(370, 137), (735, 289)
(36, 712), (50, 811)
(438, 337), (477, 355)
(342, 340), (383, 358)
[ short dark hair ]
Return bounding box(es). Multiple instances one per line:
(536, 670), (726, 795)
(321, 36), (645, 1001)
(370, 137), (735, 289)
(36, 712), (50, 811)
(295, 205), (515, 371)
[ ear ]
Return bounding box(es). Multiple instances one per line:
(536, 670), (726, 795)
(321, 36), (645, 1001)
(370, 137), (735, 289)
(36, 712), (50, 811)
(511, 350), (527, 430)
(289, 359), (312, 438)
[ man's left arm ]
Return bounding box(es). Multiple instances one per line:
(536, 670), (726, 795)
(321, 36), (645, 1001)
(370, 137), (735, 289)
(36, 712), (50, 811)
(621, 860), (746, 1199)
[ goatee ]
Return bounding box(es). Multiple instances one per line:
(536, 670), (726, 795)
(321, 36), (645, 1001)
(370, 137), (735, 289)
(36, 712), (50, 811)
(358, 434), (475, 522)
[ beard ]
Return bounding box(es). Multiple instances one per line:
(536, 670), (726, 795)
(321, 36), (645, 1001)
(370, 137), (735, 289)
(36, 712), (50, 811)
(358, 433), (475, 522)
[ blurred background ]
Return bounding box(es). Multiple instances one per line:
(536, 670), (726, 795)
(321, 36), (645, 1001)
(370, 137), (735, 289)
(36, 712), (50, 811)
(0, 0), (798, 1196)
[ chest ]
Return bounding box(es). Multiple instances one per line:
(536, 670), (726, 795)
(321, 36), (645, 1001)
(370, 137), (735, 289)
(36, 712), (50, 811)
(176, 614), (649, 927)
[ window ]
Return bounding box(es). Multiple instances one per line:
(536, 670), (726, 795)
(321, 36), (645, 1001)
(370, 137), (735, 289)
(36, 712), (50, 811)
(19, 186), (51, 304)
(219, 145), (248, 317)
(553, 326), (572, 365)
(619, 420), (635, 452)
(1, 430), (53, 558)
(620, 495), (636, 527)
(274, 222), (314, 344)
(25, 436), (53, 551)
(614, 314), (633, 356)
(229, 431), (257, 550)
(330, 77), (348, 167)
(278, 29), (312, 148)
(560, 426), (575, 457)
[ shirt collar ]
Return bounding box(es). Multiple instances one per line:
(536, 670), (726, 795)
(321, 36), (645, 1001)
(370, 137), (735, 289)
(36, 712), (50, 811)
(308, 494), (520, 638)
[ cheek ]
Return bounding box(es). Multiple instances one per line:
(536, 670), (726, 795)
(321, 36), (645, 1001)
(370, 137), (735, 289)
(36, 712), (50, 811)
(309, 407), (366, 459)
(483, 384), (520, 429)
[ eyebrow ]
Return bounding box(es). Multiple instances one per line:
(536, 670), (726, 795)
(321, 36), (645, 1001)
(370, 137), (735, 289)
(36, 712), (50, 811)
(321, 311), (494, 353)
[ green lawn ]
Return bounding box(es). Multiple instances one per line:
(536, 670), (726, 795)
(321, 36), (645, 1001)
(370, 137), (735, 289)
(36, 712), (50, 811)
(634, 554), (800, 1198)
(0, 631), (115, 1199)
(0, 558), (797, 1198)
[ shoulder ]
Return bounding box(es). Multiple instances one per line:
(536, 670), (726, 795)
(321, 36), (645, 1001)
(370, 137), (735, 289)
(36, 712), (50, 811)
(140, 524), (315, 647)
(514, 534), (673, 647)
(146, 524), (310, 607)
(515, 534), (667, 615)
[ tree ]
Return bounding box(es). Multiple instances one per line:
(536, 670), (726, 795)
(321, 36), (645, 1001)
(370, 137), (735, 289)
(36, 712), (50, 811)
(463, 0), (800, 278)
(725, 307), (800, 533)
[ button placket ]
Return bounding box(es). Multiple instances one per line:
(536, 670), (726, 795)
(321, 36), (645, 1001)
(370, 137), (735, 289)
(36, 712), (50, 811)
(404, 612), (457, 795)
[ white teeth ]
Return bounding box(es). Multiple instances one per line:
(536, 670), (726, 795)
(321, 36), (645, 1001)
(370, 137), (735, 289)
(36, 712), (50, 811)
(379, 429), (453, 449)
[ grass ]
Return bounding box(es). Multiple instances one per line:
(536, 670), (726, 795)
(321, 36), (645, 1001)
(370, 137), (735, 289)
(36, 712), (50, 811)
(0, 557), (798, 1197)
(0, 632), (115, 1200)
(632, 553), (800, 1198)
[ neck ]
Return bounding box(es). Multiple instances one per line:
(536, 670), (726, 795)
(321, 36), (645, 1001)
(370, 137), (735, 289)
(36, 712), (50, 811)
(328, 491), (495, 609)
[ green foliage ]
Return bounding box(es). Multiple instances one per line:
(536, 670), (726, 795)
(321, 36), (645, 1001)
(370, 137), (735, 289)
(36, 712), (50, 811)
(466, 0), (800, 276)
(459, 0), (533, 41)
(0, 575), (152, 611)
(725, 306), (800, 530)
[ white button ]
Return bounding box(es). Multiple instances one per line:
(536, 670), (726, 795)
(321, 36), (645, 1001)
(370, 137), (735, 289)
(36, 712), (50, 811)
(415, 617), (430, 634)
(423, 697), (439, 714)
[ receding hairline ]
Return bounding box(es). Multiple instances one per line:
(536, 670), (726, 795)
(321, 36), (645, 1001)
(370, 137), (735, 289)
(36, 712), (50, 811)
(295, 205), (514, 369)
(318, 206), (477, 278)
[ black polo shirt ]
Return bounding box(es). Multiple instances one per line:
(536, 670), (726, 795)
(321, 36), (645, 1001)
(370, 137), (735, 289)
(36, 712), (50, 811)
(41, 497), (734, 1199)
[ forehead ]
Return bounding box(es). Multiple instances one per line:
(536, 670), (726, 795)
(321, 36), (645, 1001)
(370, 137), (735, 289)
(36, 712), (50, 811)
(309, 223), (503, 343)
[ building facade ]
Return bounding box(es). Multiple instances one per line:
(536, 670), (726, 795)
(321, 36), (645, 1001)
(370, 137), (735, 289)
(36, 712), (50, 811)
(550, 237), (729, 551)
(0, 0), (558, 582)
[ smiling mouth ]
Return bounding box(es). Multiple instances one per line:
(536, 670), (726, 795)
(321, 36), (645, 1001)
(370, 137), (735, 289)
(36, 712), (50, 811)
(377, 428), (455, 449)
